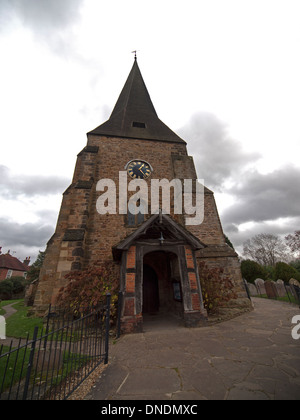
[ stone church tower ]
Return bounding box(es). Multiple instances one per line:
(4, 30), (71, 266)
(33, 58), (252, 332)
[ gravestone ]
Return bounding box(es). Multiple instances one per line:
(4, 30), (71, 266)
(285, 284), (295, 299)
(254, 278), (266, 295)
(265, 281), (278, 299)
(289, 278), (300, 287)
(289, 279), (300, 300)
(275, 279), (287, 297)
(247, 282), (259, 297)
(292, 284), (300, 303)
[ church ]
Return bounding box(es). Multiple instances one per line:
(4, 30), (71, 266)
(33, 58), (252, 332)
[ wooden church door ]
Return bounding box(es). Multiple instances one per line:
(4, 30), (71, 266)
(143, 265), (159, 314)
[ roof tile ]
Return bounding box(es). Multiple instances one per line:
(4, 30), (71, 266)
(0, 254), (30, 272)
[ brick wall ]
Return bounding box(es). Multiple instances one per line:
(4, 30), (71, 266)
(0, 269), (26, 281)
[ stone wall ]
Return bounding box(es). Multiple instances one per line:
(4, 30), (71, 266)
(197, 245), (253, 318)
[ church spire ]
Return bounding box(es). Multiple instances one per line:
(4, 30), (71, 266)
(88, 60), (185, 144)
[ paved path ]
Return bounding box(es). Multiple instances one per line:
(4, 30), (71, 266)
(86, 298), (300, 400)
(1, 302), (18, 319)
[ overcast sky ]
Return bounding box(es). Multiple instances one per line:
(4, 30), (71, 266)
(0, 0), (299, 262)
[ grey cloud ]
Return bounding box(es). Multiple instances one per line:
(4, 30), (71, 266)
(223, 216), (300, 256)
(0, 0), (83, 30)
(220, 165), (300, 253)
(35, 208), (59, 222)
(0, 165), (70, 198)
(221, 165), (300, 226)
(0, 0), (83, 54)
(178, 112), (260, 190)
(0, 217), (54, 248)
(0, 217), (54, 262)
(176, 112), (300, 254)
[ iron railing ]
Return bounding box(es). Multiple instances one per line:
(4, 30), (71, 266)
(0, 294), (111, 400)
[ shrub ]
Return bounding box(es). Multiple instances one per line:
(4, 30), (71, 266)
(290, 260), (300, 274)
(241, 260), (268, 283)
(0, 280), (14, 300)
(0, 277), (28, 300)
(264, 265), (276, 280)
(274, 261), (300, 283)
(55, 261), (119, 318)
(11, 277), (27, 294)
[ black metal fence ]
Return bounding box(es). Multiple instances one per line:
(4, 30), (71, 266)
(294, 285), (300, 305)
(284, 284), (300, 306)
(0, 294), (111, 400)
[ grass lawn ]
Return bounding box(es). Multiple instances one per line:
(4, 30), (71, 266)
(255, 294), (299, 305)
(1, 301), (102, 396)
(0, 299), (44, 339)
(0, 345), (30, 393)
(0, 300), (86, 342)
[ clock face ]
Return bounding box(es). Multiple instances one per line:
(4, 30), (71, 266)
(127, 160), (152, 180)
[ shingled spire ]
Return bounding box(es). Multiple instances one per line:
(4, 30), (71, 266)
(88, 59), (186, 143)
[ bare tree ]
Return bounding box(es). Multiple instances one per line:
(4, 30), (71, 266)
(285, 231), (300, 259)
(243, 233), (290, 266)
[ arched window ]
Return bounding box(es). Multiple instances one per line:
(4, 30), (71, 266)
(127, 199), (146, 226)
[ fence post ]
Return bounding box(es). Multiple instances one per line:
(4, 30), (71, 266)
(104, 293), (111, 365)
(284, 283), (292, 303)
(243, 279), (251, 300)
(23, 326), (39, 400)
(116, 291), (123, 339)
(44, 304), (52, 349)
(293, 285), (300, 308)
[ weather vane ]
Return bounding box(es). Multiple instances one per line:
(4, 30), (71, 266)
(131, 50), (138, 60)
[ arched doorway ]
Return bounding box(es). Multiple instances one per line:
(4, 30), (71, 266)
(114, 212), (208, 333)
(143, 251), (184, 319)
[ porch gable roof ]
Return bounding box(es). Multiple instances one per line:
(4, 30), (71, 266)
(112, 213), (206, 260)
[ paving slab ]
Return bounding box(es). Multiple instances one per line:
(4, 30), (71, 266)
(85, 298), (300, 400)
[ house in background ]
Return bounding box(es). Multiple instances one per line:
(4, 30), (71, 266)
(0, 248), (30, 281)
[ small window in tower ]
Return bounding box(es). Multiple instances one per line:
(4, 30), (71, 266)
(127, 211), (145, 226)
(132, 122), (146, 128)
(127, 199), (146, 226)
